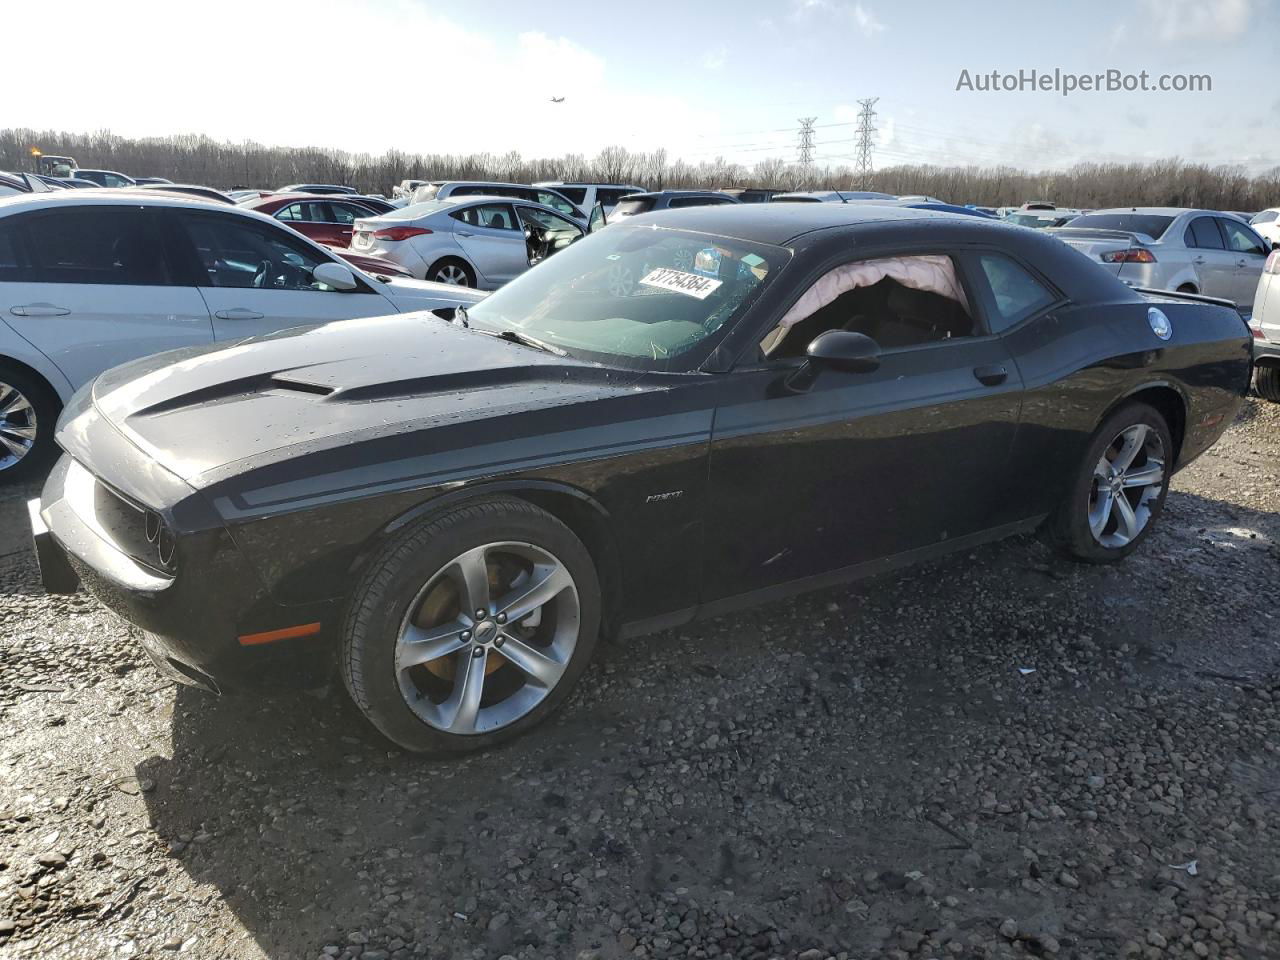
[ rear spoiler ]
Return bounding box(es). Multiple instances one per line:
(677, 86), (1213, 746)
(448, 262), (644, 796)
(1050, 227), (1149, 243)
(1127, 284), (1237, 309)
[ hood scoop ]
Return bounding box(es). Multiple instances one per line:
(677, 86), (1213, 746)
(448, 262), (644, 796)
(132, 373), (336, 417)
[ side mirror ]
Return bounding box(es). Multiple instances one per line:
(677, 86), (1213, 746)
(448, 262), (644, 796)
(588, 201), (607, 234)
(313, 261), (358, 291)
(783, 330), (881, 393)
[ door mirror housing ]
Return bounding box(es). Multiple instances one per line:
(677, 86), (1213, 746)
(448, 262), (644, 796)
(587, 201), (607, 234)
(783, 330), (882, 393)
(313, 261), (358, 291)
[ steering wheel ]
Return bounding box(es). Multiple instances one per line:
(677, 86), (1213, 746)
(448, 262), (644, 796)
(251, 259), (274, 289)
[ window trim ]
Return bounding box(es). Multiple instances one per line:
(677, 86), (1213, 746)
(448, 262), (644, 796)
(163, 207), (372, 292)
(1217, 216), (1268, 257)
(964, 248), (1065, 335)
(741, 247), (1001, 368)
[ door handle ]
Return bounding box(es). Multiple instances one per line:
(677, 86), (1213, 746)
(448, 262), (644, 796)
(973, 364), (1008, 386)
(1237, 258), (1248, 267)
(214, 308), (265, 321)
(1192, 256), (1206, 265)
(11, 303), (71, 317)
(457, 230), (474, 237)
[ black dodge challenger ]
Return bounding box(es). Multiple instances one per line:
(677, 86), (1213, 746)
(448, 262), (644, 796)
(31, 204), (1251, 753)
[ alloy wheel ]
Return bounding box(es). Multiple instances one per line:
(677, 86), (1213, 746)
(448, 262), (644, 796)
(1087, 423), (1165, 548)
(0, 381), (38, 472)
(395, 541), (580, 735)
(434, 264), (471, 286)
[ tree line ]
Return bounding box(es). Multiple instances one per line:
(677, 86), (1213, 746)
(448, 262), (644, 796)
(4, 128), (1278, 211)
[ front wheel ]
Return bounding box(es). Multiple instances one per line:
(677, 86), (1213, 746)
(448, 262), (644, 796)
(342, 498), (600, 754)
(1042, 402), (1173, 563)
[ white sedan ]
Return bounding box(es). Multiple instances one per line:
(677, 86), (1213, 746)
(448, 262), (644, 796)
(0, 191), (483, 479)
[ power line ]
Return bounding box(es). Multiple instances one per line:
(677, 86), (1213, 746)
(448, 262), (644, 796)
(853, 97), (879, 186)
(797, 117), (817, 174)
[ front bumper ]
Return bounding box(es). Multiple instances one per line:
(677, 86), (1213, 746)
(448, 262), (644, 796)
(33, 455), (340, 693)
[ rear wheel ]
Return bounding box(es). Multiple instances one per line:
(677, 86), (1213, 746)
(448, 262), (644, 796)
(427, 257), (476, 287)
(1043, 402), (1172, 563)
(342, 498), (600, 754)
(0, 364), (60, 483)
(1256, 365), (1280, 403)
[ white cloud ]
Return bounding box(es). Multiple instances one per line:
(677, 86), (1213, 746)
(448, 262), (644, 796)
(3, 0), (715, 164)
(703, 46), (728, 70)
(1139, 0), (1252, 44)
(852, 4), (887, 37)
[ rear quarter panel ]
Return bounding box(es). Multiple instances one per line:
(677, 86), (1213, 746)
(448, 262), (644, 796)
(1003, 296), (1250, 520)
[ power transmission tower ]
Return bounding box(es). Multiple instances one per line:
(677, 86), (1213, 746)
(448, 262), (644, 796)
(853, 97), (879, 187)
(796, 117), (816, 177)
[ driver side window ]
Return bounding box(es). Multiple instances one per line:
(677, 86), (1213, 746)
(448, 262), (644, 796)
(759, 255), (974, 359)
(176, 212), (331, 291)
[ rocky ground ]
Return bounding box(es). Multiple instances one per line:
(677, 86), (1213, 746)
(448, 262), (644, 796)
(1, 401), (1278, 960)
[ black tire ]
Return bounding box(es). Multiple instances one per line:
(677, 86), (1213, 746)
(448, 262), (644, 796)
(1256, 365), (1280, 403)
(1042, 402), (1173, 564)
(0, 362), (61, 484)
(342, 497), (601, 755)
(1176, 283), (1198, 294)
(426, 257), (476, 288)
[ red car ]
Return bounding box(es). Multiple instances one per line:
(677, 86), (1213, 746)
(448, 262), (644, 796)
(329, 247), (414, 279)
(245, 194), (381, 248)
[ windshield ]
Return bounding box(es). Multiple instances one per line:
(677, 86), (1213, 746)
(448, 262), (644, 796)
(1065, 213), (1175, 238)
(464, 225), (787, 370)
(1007, 213), (1060, 228)
(611, 198), (655, 218)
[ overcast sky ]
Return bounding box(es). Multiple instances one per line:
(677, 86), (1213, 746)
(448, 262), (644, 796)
(10, 0), (1277, 172)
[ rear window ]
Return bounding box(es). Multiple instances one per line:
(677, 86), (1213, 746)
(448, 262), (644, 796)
(612, 198), (655, 217)
(1066, 214), (1175, 239)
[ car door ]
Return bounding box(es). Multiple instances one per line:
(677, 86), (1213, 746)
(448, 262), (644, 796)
(448, 202), (527, 287)
(704, 252), (1024, 601)
(1218, 217), (1269, 311)
(166, 207), (398, 340)
(274, 200), (339, 246)
(515, 205), (584, 262)
(1183, 217), (1237, 299)
(0, 205), (212, 389)
(324, 201), (374, 249)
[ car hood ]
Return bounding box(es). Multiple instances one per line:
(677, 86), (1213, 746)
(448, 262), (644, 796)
(376, 275), (489, 305)
(86, 311), (643, 489)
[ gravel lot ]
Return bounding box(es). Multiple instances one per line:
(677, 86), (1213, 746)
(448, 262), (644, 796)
(1, 400), (1277, 960)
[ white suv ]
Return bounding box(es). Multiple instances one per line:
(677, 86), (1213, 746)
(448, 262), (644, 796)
(0, 192), (483, 478)
(1250, 250), (1280, 402)
(532, 182), (646, 215)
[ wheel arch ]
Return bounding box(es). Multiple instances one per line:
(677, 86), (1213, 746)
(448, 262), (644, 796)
(352, 480), (624, 635)
(1100, 381), (1188, 465)
(0, 353), (70, 408)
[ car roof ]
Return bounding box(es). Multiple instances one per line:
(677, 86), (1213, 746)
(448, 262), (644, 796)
(626, 190), (732, 200)
(619, 202), (984, 245)
(0, 189), (290, 220)
(1083, 207), (1207, 217)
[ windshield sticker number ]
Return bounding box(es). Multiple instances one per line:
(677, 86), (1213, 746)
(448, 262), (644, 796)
(639, 267), (723, 300)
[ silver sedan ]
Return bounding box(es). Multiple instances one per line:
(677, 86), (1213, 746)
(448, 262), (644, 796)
(1048, 207), (1272, 312)
(351, 196), (585, 288)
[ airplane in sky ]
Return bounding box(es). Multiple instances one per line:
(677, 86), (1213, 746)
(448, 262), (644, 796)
(549, 96), (565, 103)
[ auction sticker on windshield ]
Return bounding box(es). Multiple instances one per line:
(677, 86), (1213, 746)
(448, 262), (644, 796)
(639, 267), (723, 299)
